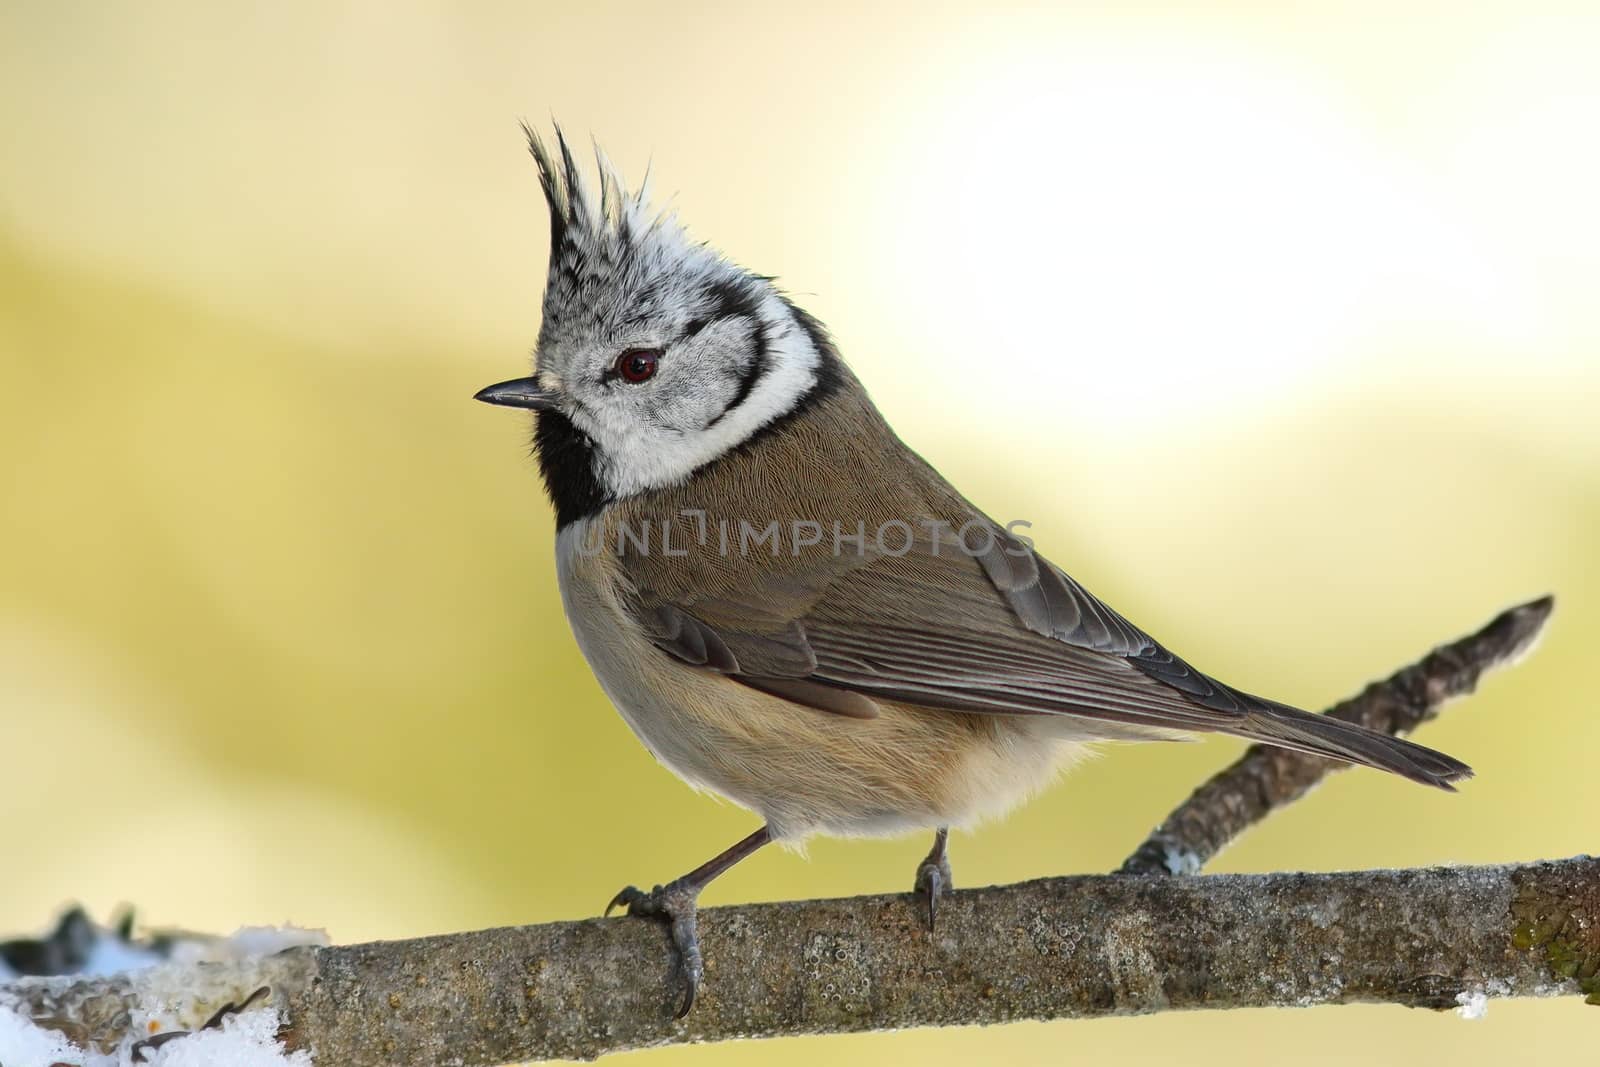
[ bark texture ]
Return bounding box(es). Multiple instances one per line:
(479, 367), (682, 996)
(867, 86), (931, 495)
(2, 859), (1596, 1064)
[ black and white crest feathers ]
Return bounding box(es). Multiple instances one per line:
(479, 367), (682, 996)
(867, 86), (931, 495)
(521, 123), (748, 348)
(523, 122), (654, 269)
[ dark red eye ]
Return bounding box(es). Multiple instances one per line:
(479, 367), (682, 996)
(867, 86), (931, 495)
(614, 348), (660, 383)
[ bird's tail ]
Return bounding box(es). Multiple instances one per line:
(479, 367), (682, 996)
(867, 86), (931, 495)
(1232, 703), (1473, 790)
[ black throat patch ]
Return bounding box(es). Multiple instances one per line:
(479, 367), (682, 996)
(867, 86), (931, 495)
(533, 409), (610, 529)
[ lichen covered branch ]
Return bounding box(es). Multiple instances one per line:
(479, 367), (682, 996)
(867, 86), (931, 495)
(2, 857), (1596, 1064)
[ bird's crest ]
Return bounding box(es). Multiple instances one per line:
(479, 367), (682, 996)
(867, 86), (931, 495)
(522, 123), (737, 337)
(522, 123), (665, 257)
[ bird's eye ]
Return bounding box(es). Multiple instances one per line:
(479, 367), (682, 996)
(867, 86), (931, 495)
(614, 348), (660, 384)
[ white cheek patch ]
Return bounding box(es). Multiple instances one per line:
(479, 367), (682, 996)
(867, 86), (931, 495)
(583, 293), (820, 497)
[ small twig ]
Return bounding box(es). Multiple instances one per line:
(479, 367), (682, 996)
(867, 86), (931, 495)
(1119, 596), (1554, 877)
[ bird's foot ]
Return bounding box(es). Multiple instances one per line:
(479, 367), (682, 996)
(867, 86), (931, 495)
(913, 848), (953, 931)
(606, 880), (704, 1017)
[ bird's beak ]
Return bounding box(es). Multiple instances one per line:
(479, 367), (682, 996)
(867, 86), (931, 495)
(473, 376), (561, 411)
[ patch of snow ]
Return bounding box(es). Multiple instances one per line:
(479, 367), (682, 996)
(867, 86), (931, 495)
(169, 928), (326, 967)
(1455, 989), (1489, 1019)
(135, 1008), (311, 1067)
(0, 1004), (310, 1067)
(1, 922), (327, 1066)
(1, 914), (326, 983)
(0, 1003), (86, 1066)
(79, 938), (167, 978)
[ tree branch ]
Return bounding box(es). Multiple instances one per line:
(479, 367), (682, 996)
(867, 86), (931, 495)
(2, 598), (1584, 1065)
(3, 859), (1596, 1063)
(1120, 596), (1554, 876)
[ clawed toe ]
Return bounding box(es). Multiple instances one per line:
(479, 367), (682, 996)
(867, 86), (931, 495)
(605, 880), (704, 1017)
(914, 857), (952, 930)
(597, 827), (773, 1017)
(605, 884), (651, 917)
(913, 828), (953, 931)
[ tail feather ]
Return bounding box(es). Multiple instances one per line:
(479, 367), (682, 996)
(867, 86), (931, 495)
(1233, 703), (1473, 790)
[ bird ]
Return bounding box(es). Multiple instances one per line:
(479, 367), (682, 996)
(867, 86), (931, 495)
(475, 126), (1472, 1016)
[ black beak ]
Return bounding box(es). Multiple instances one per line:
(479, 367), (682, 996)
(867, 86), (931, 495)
(473, 376), (560, 411)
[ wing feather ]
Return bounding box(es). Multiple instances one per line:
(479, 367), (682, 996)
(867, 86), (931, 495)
(621, 513), (1471, 787)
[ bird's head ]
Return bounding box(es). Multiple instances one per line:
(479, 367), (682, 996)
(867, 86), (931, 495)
(477, 127), (838, 526)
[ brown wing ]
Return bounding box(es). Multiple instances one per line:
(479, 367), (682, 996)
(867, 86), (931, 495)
(623, 523), (1471, 788)
(627, 523), (1260, 733)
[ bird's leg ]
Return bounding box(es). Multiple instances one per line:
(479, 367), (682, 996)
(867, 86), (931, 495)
(913, 827), (952, 930)
(605, 824), (772, 1017)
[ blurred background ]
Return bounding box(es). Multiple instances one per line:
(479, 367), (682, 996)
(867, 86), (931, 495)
(1, 2), (1595, 1063)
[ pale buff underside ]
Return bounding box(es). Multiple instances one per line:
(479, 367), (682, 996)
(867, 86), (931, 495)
(556, 521), (1110, 841)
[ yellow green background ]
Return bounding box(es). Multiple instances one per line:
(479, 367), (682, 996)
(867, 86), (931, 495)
(2, 3), (1595, 1064)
